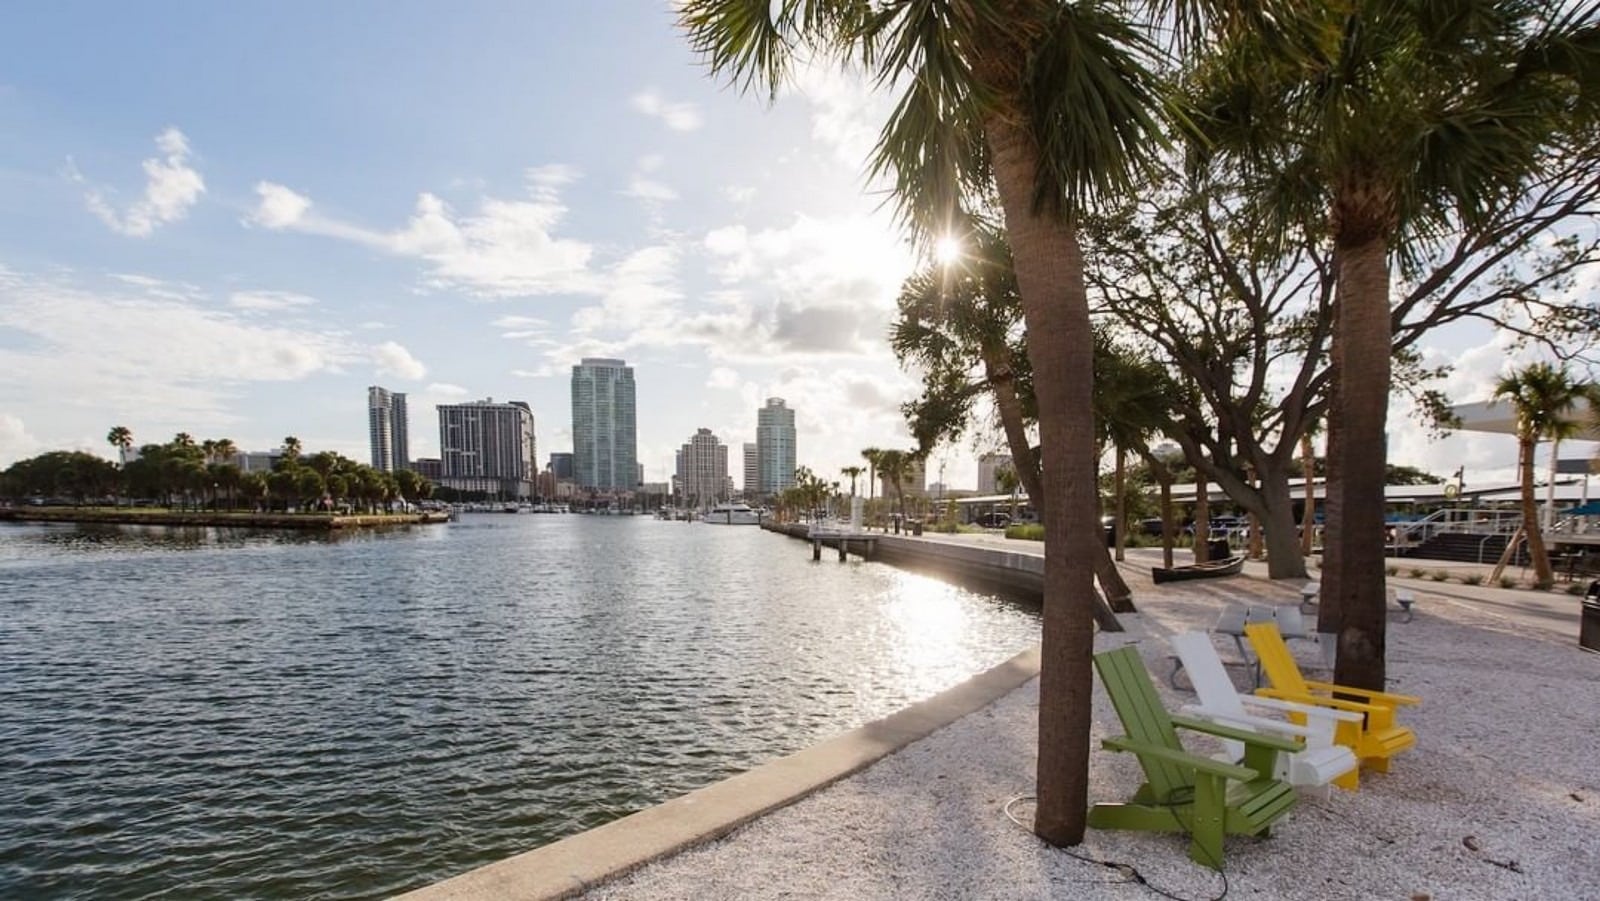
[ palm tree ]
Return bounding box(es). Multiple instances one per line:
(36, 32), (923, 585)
(683, 1), (1175, 842)
(1192, 1), (1600, 690)
(840, 465), (864, 498)
(106, 426), (133, 468)
(281, 436), (303, 465)
(213, 438), (238, 467)
(173, 432), (195, 448)
(1493, 363), (1596, 588)
(860, 447), (882, 524)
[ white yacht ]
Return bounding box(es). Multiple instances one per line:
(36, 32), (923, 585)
(703, 501), (762, 525)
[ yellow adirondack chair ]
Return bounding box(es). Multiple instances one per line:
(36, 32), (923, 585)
(1244, 622), (1420, 789)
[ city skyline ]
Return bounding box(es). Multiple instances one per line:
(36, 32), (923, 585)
(0, 4), (1584, 490)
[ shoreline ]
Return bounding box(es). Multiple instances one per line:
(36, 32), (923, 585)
(0, 507), (451, 530)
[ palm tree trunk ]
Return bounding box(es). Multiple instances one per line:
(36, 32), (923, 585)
(984, 346), (1132, 613)
(1325, 234), (1391, 692)
(1113, 448), (1126, 562)
(985, 111), (1097, 849)
(1159, 472), (1174, 570)
(1520, 433), (1553, 586)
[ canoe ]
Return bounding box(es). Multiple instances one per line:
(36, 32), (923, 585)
(1151, 554), (1246, 584)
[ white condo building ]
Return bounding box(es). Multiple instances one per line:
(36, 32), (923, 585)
(756, 397), (796, 497)
(437, 398), (537, 498)
(367, 386), (410, 472)
(571, 358), (638, 492)
(742, 442), (758, 498)
(977, 452), (1013, 495)
(675, 428), (730, 508)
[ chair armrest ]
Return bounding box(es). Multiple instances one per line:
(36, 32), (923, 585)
(1101, 735), (1258, 781)
(1170, 713), (1302, 752)
(1301, 679), (1421, 706)
(1255, 687), (1385, 716)
(1239, 694), (1363, 722)
(1180, 705), (1314, 739)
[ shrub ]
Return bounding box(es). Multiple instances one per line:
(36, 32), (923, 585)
(1499, 576), (1519, 589)
(1566, 582), (1587, 596)
(1428, 570), (1450, 582)
(1006, 523), (1046, 542)
(1462, 574), (1484, 586)
(1385, 565), (1398, 576)
(1409, 568), (1426, 579)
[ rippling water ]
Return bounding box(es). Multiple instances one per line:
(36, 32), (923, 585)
(0, 515), (1040, 899)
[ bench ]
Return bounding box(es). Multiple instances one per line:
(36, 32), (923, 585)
(1170, 604), (1312, 691)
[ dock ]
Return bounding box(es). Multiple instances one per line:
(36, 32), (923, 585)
(761, 521), (1046, 603)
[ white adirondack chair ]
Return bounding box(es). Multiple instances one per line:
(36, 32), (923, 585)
(1171, 630), (1362, 790)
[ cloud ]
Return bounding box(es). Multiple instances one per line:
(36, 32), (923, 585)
(0, 414), (41, 468)
(631, 89), (704, 131)
(706, 367), (740, 390)
(0, 267), (361, 447)
(73, 128), (206, 237)
(247, 170), (600, 298)
(723, 185), (756, 205)
(372, 341), (427, 380)
(229, 290), (318, 312)
(625, 177), (678, 202)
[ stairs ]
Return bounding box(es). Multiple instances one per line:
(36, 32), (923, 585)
(1397, 531), (1528, 565)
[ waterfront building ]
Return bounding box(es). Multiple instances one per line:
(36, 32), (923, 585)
(437, 398), (537, 499)
(756, 397), (796, 497)
(548, 452), (574, 481)
(675, 428), (730, 508)
(742, 442), (758, 498)
(571, 358), (638, 491)
(232, 450), (283, 473)
(977, 453), (1013, 495)
(367, 386), (410, 472)
(412, 457), (443, 481)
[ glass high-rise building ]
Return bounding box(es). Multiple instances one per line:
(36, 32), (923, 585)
(367, 386), (409, 472)
(756, 397), (796, 497)
(571, 358), (638, 491)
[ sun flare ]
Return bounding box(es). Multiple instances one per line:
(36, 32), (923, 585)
(934, 236), (962, 265)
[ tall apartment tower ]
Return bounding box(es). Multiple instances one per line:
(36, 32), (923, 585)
(437, 398), (537, 498)
(367, 386), (410, 472)
(571, 358), (638, 492)
(675, 428), (729, 507)
(977, 452), (1013, 495)
(742, 442), (758, 497)
(756, 397), (797, 497)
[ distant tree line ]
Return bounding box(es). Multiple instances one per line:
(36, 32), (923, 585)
(0, 427), (432, 514)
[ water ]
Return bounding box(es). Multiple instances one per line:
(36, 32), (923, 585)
(0, 516), (1040, 899)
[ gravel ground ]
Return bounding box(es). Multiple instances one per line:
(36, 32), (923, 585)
(584, 572), (1600, 901)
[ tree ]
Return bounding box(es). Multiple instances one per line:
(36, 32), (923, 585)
(1493, 362), (1597, 587)
(282, 436), (303, 465)
(1193, 1), (1600, 690)
(682, 0), (1174, 843)
(106, 426), (133, 468)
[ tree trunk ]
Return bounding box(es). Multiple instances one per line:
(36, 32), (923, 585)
(1325, 233), (1391, 692)
(986, 111), (1097, 849)
(1301, 430), (1316, 556)
(1256, 472), (1308, 579)
(1194, 474), (1210, 563)
(985, 347), (1130, 619)
(1520, 433), (1553, 586)
(1159, 472), (1174, 570)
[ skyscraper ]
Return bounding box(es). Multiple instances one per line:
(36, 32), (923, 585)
(756, 397), (796, 497)
(978, 452), (1013, 494)
(367, 386), (409, 472)
(571, 358), (638, 492)
(437, 398), (537, 498)
(548, 452), (574, 481)
(675, 428), (729, 507)
(742, 442), (758, 498)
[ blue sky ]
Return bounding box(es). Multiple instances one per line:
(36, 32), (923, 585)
(0, 2), (1577, 489)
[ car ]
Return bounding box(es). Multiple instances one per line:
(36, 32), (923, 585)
(976, 512), (1012, 529)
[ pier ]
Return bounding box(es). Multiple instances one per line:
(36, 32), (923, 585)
(761, 521), (1046, 603)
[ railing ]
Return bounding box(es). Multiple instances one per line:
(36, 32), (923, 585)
(1394, 507), (1522, 544)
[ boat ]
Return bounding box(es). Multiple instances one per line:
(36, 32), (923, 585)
(1151, 554), (1246, 584)
(703, 501), (762, 525)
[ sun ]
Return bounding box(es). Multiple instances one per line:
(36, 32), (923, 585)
(934, 236), (962, 265)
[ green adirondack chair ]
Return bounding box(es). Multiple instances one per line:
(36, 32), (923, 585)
(1088, 645), (1301, 870)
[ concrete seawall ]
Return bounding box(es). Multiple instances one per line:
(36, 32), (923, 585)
(761, 521), (1046, 603)
(0, 508), (452, 530)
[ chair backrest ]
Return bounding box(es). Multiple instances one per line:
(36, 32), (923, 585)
(1244, 621), (1309, 696)
(1275, 605), (1309, 639)
(1093, 646), (1189, 799)
(1171, 632), (1248, 722)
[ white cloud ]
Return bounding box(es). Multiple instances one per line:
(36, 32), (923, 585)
(625, 177), (678, 202)
(0, 414), (41, 468)
(248, 173), (600, 298)
(230, 290), (318, 312)
(74, 128), (206, 237)
(372, 341), (427, 380)
(723, 185), (756, 205)
(631, 89), (704, 131)
(707, 367), (740, 390)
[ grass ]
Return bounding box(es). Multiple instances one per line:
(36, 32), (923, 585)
(1005, 523), (1045, 542)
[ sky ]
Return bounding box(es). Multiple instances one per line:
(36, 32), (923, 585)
(0, 2), (1589, 491)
